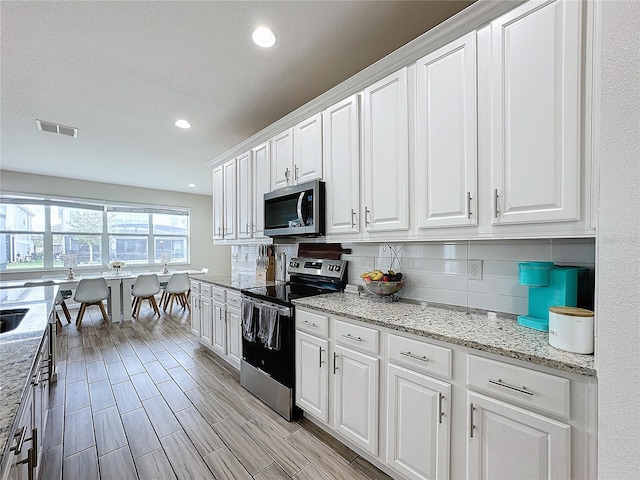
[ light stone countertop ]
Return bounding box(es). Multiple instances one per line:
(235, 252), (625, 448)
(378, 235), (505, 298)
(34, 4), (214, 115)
(0, 286), (57, 470)
(193, 273), (274, 292)
(292, 292), (596, 376)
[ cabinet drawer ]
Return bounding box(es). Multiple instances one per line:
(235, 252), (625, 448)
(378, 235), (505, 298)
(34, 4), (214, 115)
(296, 309), (329, 338)
(226, 291), (241, 309)
(212, 286), (225, 302)
(388, 334), (452, 379)
(467, 355), (570, 418)
(200, 284), (212, 298)
(335, 320), (379, 355)
(189, 280), (201, 294)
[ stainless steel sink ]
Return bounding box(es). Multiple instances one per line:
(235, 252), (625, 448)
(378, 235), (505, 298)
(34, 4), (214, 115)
(0, 308), (29, 334)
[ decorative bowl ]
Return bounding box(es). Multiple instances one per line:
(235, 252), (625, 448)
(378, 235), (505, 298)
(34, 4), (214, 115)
(362, 279), (405, 297)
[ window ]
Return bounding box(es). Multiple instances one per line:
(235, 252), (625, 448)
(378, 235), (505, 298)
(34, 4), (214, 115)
(0, 195), (190, 272)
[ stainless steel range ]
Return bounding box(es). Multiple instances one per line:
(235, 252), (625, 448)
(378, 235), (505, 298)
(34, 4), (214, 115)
(240, 257), (347, 420)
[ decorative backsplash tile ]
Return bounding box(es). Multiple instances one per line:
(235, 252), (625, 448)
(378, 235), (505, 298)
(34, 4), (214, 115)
(230, 238), (595, 316)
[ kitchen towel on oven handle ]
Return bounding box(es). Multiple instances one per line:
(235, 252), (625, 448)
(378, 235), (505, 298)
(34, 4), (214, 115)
(258, 303), (281, 351)
(241, 298), (257, 342)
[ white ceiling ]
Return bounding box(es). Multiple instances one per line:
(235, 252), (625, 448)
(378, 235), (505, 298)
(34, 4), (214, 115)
(1, 0), (473, 196)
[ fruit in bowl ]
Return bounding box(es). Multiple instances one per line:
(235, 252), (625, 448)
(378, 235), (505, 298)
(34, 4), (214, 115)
(361, 270), (405, 296)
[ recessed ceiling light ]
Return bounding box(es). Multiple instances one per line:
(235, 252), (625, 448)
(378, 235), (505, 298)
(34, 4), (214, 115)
(252, 27), (277, 48)
(174, 119), (191, 129)
(188, 183), (196, 188)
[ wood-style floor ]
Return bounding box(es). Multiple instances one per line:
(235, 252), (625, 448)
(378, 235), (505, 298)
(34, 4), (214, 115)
(40, 302), (393, 480)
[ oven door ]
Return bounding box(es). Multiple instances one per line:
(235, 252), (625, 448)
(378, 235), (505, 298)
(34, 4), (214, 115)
(264, 180), (324, 237)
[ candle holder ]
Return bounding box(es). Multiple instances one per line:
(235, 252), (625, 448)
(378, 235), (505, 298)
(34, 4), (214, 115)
(161, 253), (171, 274)
(63, 254), (77, 280)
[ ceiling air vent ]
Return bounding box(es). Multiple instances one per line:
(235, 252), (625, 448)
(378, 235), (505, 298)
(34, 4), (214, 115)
(36, 119), (78, 137)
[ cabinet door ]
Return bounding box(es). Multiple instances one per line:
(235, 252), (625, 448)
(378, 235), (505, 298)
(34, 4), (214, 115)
(237, 151), (253, 239)
(212, 301), (227, 356)
(295, 331), (329, 423)
(222, 159), (237, 239)
(200, 296), (213, 346)
(252, 142), (271, 237)
(270, 129), (294, 190)
(362, 68), (409, 232)
(387, 364), (451, 480)
(10, 383), (34, 480)
(467, 392), (571, 480)
(226, 306), (241, 369)
(333, 344), (379, 455)
(190, 292), (201, 337)
(212, 166), (224, 240)
(489, 0), (581, 224)
(324, 95), (360, 235)
(416, 32), (477, 229)
(293, 112), (323, 184)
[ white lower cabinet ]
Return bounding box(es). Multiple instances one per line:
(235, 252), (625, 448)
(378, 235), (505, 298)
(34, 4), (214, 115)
(387, 364), (450, 480)
(333, 344), (379, 455)
(188, 281), (241, 371)
(296, 330), (329, 422)
(467, 392), (571, 480)
(294, 307), (595, 480)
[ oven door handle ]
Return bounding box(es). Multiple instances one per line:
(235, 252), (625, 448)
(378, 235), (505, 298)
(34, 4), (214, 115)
(241, 296), (292, 317)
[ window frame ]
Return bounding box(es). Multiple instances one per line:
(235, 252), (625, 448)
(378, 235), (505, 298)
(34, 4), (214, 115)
(0, 193), (190, 273)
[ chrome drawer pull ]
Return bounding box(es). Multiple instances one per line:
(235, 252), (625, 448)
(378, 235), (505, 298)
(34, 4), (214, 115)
(302, 320), (317, 328)
(400, 351), (429, 363)
(341, 333), (362, 342)
(469, 403), (476, 438)
(489, 378), (534, 396)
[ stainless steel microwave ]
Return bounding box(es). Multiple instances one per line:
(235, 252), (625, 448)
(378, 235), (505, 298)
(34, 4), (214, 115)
(264, 180), (325, 237)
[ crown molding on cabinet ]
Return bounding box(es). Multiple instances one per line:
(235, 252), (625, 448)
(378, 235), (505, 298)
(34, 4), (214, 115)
(208, 0), (526, 169)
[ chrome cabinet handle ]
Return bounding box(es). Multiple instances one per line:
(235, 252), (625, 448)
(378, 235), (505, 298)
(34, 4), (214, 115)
(365, 207), (371, 225)
(333, 352), (339, 374)
(400, 351), (428, 363)
(302, 320), (317, 328)
(11, 427), (27, 455)
(494, 189), (499, 218)
(295, 165), (299, 182)
(438, 393), (444, 424)
(489, 378), (533, 396)
(319, 348), (324, 367)
(467, 192), (472, 219)
(470, 403), (476, 438)
(351, 209), (356, 227)
(341, 333), (362, 342)
(285, 168), (291, 184)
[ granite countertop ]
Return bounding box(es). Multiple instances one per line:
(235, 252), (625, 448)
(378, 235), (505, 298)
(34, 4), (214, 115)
(193, 273), (274, 292)
(0, 286), (57, 470)
(292, 292), (595, 377)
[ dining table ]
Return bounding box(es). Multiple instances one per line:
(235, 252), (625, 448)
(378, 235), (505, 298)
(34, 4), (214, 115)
(0, 269), (205, 323)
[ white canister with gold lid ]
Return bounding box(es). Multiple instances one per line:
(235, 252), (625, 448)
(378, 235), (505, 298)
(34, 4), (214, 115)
(548, 307), (594, 354)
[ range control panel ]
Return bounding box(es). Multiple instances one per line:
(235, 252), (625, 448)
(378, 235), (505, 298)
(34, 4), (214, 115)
(288, 257), (346, 279)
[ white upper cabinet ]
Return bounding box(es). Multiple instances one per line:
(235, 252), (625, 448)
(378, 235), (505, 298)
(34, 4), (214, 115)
(222, 159), (237, 239)
(252, 142), (270, 238)
(324, 95), (360, 235)
(362, 68), (409, 232)
(270, 129), (294, 190)
(416, 32), (478, 229)
(489, 0), (581, 225)
(293, 112), (323, 184)
(212, 166), (224, 240)
(236, 151), (252, 240)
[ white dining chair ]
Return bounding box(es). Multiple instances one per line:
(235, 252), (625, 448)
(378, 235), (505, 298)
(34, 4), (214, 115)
(24, 280), (70, 330)
(162, 272), (191, 314)
(132, 274), (161, 318)
(74, 277), (110, 328)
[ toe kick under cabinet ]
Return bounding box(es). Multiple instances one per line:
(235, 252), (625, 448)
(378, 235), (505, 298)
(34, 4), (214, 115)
(294, 307), (598, 480)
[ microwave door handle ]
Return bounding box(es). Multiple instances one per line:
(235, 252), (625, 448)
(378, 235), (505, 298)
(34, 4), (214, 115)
(297, 191), (305, 226)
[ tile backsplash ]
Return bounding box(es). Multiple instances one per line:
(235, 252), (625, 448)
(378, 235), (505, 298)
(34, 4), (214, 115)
(231, 238), (595, 316)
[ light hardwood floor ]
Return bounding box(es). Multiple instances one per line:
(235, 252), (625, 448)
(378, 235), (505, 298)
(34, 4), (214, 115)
(40, 302), (393, 480)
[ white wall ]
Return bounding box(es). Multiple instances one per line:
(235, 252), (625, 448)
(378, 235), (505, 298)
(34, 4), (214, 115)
(597, 1), (640, 478)
(0, 170), (231, 277)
